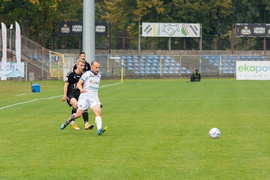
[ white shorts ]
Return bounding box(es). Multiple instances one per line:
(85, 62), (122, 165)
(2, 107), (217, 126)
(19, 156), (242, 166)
(77, 93), (101, 110)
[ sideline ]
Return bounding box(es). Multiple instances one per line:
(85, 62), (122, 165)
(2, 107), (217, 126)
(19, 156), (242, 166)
(0, 82), (121, 110)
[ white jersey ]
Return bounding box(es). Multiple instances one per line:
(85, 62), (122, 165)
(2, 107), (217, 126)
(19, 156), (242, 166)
(80, 70), (101, 96)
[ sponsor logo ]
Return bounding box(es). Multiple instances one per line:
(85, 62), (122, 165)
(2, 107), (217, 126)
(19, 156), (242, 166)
(241, 26), (251, 35)
(238, 64), (270, 73)
(61, 24), (70, 33)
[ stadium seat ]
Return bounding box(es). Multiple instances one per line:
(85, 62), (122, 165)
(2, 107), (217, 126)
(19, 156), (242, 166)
(163, 67), (168, 70)
(223, 67), (228, 70)
(226, 59), (230, 63)
(170, 63), (175, 66)
(169, 67), (174, 70)
(133, 59), (139, 63)
(234, 56), (239, 59)
(128, 67), (133, 71)
(209, 59), (214, 63)
(146, 59), (152, 63)
(147, 55), (152, 59)
(115, 59), (120, 62)
(168, 70), (174, 74)
(170, 59), (176, 63)
(240, 56), (245, 60)
(127, 59), (132, 63)
(164, 59), (170, 63)
(153, 55), (158, 59)
(145, 70), (151, 74)
(223, 70), (228, 73)
(162, 70), (168, 74)
(222, 55), (227, 59)
(246, 56), (251, 59)
(175, 63), (181, 66)
(186, 70), (192, 74)
(231, 59), (236, 63)
(152, 59), (158, 63)
(229, 63), (234, 66)
(145, 66), (150, 70)
(134, 70), (139, 74)
(214, 59), (219, 63)
(181, 67), (186, 70)
(174, 70), (180, 74)
(259, 55), (264, 59)
(139, 62), (145, 66)
(140, 55), (146, 59)
(121, 55), (126, 58)
(146, 62), (151, 66)
(133, 67), (138, 70)
(163, 63), (169, 66)
(175, 67), (180, 70)
(139, 66), (145, 70)
(133, 55), (138, 59)
(223, 63), (229, 66)
(228, 55), (233, 59)
(203, 55), (209, 59)
(252, 56), (258, 60)
(151, 67), (157, 70)
(126, 55), (132, 58)
(152, 63), (158, 66)
(151, 70), (156, 74)
(139, 59), (145, 62)
(134, 63), (139, 66)
(165, 55), (170, 59)
(140, 70), (144, 74)
(181, 70), (185, 74)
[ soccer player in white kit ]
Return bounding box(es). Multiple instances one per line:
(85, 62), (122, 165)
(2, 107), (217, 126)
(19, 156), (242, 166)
(60, 61), (107, 136)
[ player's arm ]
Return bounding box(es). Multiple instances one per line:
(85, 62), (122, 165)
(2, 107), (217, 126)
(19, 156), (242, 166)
(61, 82), (69, 101)
(77, 79), (86, 93)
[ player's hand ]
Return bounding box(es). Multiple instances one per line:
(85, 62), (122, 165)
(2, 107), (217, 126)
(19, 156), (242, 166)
(61, 96), (67, 101)
(81, 89), (87, 93)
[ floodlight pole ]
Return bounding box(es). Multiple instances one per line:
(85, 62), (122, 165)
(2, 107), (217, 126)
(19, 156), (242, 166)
(83, 0), (95, 63)
(138, 22), (141, 54)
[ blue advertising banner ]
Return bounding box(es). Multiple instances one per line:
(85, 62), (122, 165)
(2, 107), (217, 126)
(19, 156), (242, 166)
(0, 62), (24, 77)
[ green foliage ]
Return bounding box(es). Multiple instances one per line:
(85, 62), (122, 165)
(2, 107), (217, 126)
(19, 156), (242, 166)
(0, 79), (270, 179)
(1, 0), (270, 50)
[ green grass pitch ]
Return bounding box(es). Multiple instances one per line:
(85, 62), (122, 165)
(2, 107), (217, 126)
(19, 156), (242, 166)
(0, 79), (269, 179)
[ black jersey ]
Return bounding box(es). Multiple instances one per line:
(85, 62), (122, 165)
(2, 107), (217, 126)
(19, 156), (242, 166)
(65, 69), (83, 97)
(73, 60), (91, 72)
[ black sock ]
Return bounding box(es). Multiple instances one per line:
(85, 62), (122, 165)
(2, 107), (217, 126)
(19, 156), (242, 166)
(83, 110), (89, 124)
(72, 107), (77, 114)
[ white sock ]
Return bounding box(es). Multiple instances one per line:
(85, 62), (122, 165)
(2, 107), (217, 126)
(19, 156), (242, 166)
(95, 117), (102, 131)
(85, 122), (89, 126)
(71, 120), (75, 125)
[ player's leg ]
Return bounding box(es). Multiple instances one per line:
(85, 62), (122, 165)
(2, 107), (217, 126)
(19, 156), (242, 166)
(60, 94), (87, 130)
(91, 103), (107, 136)
(69, 98), (80, 130)
(83, 109), (94, 130)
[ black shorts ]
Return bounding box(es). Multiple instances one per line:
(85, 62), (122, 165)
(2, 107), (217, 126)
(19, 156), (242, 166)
(66, 94), (80, 107)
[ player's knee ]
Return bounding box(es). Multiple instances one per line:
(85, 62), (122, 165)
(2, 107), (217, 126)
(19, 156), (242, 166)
(75, 110), (83, 118)
(95, 109), (101, 116)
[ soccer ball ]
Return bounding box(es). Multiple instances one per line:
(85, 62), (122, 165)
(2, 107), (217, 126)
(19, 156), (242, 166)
(209, 128), (220, 139)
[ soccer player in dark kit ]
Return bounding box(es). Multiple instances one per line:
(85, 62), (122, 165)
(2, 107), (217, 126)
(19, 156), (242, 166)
(61, 59), (94, 130)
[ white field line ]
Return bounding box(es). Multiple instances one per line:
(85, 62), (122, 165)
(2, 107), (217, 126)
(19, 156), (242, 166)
(0, 82), (121, 110)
